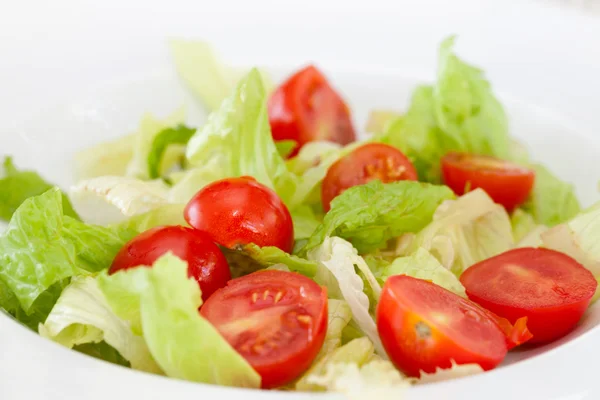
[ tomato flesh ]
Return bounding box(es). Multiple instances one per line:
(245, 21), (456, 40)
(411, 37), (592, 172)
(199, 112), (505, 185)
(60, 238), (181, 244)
(321, 143), (418, 211)
(201, 270), (327, 388)
(109, 226), (230, 301)
(184, 177), (294, 253)
(441, 152), (535, 211)
(460, 247), (597, 344)
(377, 275), (507, 377)
(268, 65), (356, 157)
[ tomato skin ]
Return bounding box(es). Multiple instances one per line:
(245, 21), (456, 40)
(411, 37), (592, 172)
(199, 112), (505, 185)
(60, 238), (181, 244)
(441, 152), (535, 211)
(377, 275), (507, 377)
(321, 143), (418, 211)
(184, 177), (294, 253)
(109, 226), (230, 301)
(460, 247), (597, 344)
(268, 65), (356, 157)
(201, 270), (328, 388)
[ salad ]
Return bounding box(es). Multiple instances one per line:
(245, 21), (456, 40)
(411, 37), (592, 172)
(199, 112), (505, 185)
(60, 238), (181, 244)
(1, 36), (599, 398)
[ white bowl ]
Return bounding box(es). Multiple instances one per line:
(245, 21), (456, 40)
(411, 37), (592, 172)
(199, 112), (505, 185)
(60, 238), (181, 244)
(1, 1), (600, 399)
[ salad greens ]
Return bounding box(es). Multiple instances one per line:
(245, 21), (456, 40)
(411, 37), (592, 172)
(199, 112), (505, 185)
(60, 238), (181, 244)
(0, 36), (597, 398)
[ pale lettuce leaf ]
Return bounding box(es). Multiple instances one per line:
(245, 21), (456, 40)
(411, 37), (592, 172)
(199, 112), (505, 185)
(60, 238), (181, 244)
(39, 276), (161, 373)
(98, 253), (261, 387)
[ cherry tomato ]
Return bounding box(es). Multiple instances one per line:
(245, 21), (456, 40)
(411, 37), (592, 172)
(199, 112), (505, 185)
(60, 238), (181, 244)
(201, 270), (328, 388)
(184, 177), (294, 253)
(377, 275), (507, 377)
(268, 65), (356, 157)
(109, 226), (230, 301)
(321, 143), (418, 211)
(460, 247), (597, 344)
(441, 152), (535, 211)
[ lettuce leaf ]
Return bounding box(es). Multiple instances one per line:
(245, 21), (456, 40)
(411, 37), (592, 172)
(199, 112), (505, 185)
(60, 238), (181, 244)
(378, 36), (509, 183)
(365, 110), (401, 134)
(542, 202), (600, 276)
(70, 176), (170, 225)
(286, 141), (342, 176)
(318, 299), (353, 358)
(275, 140), (298, 159)
(170, 39), (273, 112)
(98, 253), (260, 387)
(382, 247), (466, 297)
(403, 189), (514, 275)
(39, 276), (161, 373)
(303, 180), (454, 253)
(291, 205), (322, 240)
(147, 125), (196, 179)
(511, 208), (537, 242)
(74, 134), (136, 180)
(126, 109), (187, 180)
(185, 68), (298, 205)
(114, 204), (186, 233)
(307, 237), (385, 357)
(304, 358), (410, 398)
(223, 243), (318, 278)
(0, 188), (135, 312)
(523, 164), (580, 226)
(296, 337), (374, 391)
(0, 156), (79, 221)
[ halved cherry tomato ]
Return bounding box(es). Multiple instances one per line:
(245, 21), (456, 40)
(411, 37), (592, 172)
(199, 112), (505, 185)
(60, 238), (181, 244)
(184, 177), (294, 253)
(201, 270), (328, 388)
(268, 65), (356, 157)
(377, 275), (507, 377)
(321, 143), (418, 211)
(109, 226), (230, 301)
(441, 152), (535, 211)
(460, 247), (597, 344)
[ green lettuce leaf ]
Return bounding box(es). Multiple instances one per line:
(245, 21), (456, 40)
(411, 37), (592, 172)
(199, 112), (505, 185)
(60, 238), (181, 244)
(0, 157), (79, 221)
(39, 276), (161, 373)
(365, 110), (401, 134)
(382, 248), (466, 297)
(167, 160), (230, 204)
(523, 164), (580, 226)
(378, 36), (509, 183)
(286, 141), (342, 176)
(185, 69), (298, 205)
(304, 180), (454, 253)
(296, 337), (374, 391)
(433, 36), (509, 159)
(291, 205), (322, 240)
(98, 253), (261, 387)
(0, 188), (135, 312)
(403, 189), (514, 275)
(114, 204), (186, 233)
(275, 140), (298, 159)
(126, 109), (187, 180)
(74, 134), (136, 180)
(147, 125), (196, 179)
(170, 39), (273, 112)
(74, 341), (130, 367)
(223, 244), (318, 278)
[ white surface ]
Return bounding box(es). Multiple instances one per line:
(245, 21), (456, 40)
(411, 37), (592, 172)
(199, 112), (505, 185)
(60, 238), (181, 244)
(1, 1), (600, 399)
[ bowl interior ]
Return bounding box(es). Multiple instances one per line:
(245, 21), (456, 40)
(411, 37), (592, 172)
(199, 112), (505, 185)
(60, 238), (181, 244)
(1, 65), (600, 395)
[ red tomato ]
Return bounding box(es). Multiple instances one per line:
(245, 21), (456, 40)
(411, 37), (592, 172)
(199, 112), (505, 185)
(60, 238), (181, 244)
(441, 152), (535, 211)
(460, 247), (597, 344)
(268, 65), (356, 157)
(201, 270), (328, 388)
(321, 143), (418, 211)
(109, 226), (230, 301)
(184, 177), (294, 253)
(377, 275), (507, 377)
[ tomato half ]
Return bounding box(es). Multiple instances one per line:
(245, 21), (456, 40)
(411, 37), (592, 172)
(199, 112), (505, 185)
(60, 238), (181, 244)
(460, 247), (597, 344)
(184, 177), (294, 253)
(268, 65), (356, 157)
(201, 270), (328, 388)
(377, 275), (507, 377)
(109, 226), (230, 301)
(321, 143), (418, 211)
(441, 152), (535, 211)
